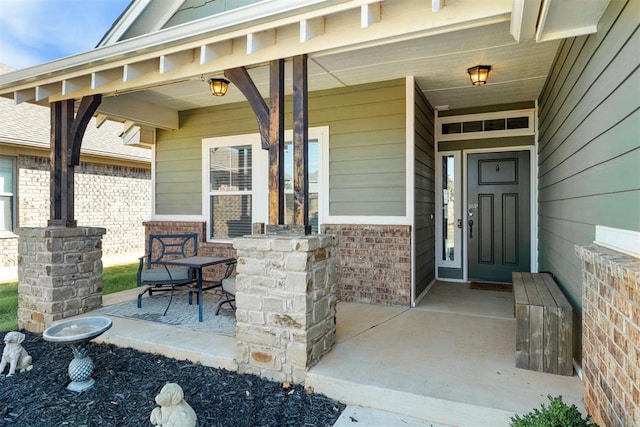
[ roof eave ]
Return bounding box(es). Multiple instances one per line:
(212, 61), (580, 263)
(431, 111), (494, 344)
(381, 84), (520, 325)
(0, 0), (360, 94)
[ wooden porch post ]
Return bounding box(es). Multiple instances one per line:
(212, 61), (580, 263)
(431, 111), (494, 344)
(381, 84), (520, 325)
(225, 58), (310, 234)
(49, 95), (102, 227)
(293, 54), (310, 233)
(269, 59), (285, 225)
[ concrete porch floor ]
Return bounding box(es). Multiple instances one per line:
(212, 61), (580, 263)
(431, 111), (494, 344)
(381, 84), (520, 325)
(85, 281), (584, 426)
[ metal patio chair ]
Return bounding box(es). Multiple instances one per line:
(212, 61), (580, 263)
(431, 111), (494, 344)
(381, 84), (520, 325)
(187, 258), (237, 307)
(137, 233), (198, 315)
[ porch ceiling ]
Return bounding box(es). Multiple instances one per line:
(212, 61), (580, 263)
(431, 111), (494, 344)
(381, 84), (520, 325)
(132, 20), (561, 113)
(0, 0), (607, 127)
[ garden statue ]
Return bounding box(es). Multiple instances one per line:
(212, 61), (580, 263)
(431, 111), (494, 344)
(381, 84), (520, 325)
(0, 331), (33, 376)
(150, 382), (197, 427)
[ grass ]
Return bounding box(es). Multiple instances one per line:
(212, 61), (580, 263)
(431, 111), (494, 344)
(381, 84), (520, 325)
(101, 263), (139, 294)
(0, 282), (18, 333)
(0, 262), (138, 333)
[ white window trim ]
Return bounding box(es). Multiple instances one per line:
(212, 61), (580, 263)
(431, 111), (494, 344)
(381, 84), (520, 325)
(0, 156), (17, 233)
(320, 119), (412, 226)
(202, 133), (268, 243)
(202, 126), (329, 243)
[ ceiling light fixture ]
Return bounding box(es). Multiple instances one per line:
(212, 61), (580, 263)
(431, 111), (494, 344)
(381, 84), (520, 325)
(208, 78), (229, 96)
(467, 65), (491, 86)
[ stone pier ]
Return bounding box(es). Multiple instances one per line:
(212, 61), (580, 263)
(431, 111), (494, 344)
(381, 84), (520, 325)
(17, 227), (106, 333)
(233, 231), (337, 384)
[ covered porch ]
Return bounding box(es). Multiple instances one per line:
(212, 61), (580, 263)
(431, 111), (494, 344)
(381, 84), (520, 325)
(85, 280), (583, 426)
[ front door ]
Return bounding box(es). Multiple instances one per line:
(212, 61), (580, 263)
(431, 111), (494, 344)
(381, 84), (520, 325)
(467, 151), (530, 283)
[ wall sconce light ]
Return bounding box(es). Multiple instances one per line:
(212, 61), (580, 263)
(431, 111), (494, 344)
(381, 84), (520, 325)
(467, 65), (491, 86)
(208, 78), (229, 96)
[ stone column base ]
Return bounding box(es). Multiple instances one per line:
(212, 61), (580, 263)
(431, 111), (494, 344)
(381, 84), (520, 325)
(17, 227), (106, 333)
(233, 232), (337, 383)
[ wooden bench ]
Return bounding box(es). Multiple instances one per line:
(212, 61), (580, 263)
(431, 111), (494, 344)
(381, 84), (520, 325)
(512, 272), (573, 376)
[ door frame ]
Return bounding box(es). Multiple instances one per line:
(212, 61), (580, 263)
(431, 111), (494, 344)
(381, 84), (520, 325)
(462, 146), (538, 282)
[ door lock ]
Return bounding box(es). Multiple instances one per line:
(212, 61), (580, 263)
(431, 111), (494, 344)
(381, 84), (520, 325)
(468, 219), (474, 239)
(457, 219), (463, 228)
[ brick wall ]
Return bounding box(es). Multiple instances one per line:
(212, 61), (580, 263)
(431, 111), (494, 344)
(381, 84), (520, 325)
(0, 236), (17, 271)
(322, 224), (411, 306)
(74, 162), (151, 258)
(143, 222), (413, 307)
(0, 155), (151, 273)
(143, 221), (236, 280)
(576, 244), (639, 426)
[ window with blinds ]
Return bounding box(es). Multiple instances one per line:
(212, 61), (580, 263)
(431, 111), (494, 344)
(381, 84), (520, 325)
(208, 145), (253, 239)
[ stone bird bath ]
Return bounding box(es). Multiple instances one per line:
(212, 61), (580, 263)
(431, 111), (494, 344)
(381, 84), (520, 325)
(43, 316), (112, 392)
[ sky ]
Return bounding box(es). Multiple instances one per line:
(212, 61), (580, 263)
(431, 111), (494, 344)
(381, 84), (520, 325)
(0, 0), (131, 70)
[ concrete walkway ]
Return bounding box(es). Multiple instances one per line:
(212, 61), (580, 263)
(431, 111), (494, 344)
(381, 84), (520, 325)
(85, 282), (584, 426)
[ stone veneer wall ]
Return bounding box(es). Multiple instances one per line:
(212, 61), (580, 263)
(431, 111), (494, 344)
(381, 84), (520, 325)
(17, 227), (106, 333)
(576, 244), (639, 426)
(321, 224), (411, 306)
(233, 233), (337, 383)
(1, 155), (150, 273)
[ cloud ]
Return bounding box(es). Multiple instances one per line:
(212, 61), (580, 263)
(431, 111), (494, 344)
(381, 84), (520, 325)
(0, 0), (129, 69)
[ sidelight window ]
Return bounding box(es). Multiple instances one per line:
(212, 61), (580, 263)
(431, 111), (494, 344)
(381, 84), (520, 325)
(436, 152), (461, 268)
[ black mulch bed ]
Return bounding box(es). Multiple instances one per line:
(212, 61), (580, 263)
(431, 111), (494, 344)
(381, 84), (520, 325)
(0, 332), (346, 426)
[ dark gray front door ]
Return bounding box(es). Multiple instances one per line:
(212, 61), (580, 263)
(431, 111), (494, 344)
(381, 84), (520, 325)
(467, 151), (530, 283)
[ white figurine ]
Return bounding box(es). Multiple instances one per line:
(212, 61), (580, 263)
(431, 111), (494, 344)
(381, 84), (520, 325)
(150, 382), (197, 427)
(0, 331), (33, 376)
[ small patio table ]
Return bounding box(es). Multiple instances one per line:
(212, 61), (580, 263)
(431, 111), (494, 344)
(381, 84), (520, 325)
(160, 256), (235, 322)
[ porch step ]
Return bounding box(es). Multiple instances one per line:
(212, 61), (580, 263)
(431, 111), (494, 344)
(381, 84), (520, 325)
(334, 406), (451, 427)
(93, 316), (237, 372)
(305, 371), (514, 426)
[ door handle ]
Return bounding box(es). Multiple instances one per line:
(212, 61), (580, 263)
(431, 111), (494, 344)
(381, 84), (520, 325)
(468, 219), (474, 239)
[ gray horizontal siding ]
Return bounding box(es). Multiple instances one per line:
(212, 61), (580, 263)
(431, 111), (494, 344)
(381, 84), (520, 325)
(414, 83), (436, 297)
(537, 0), (640, 316)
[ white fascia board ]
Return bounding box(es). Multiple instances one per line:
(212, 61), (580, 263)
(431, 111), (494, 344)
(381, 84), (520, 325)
(97, 0), (154, 47)
(0, 0), (352, 91)
(0, 0), (510, 97)
(510, 0), (541, 42)
(535, 0), (610, 42)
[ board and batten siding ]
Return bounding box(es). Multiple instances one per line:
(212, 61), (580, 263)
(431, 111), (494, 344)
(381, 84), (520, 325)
(414, 84), (436, 297)
(155, 79), (407, 217)
(537, 0), (640, 315)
